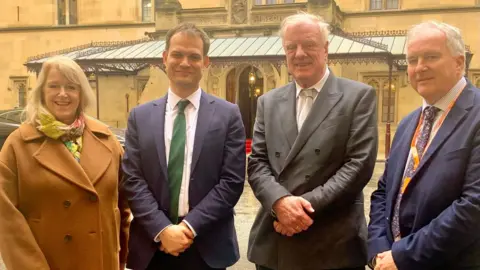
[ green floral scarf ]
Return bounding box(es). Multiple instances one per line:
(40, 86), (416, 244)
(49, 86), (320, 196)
(37, 113), (85, 162)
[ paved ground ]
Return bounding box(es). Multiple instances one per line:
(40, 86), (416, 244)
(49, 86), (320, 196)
(0, 162), (385, 270)
(229, 162), (384, 270)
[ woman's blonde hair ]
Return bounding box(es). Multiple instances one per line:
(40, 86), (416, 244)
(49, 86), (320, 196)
(24, 56), (96, 124)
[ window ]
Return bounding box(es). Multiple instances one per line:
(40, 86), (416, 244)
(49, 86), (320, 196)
(69, 0), (77, 24)
(266, 0), (276, 4)
(284, 0), (294, 3)
(382, 82), (396, 123)
(58, 0), (66, 25)
(370, 0), (399, 10)
(365, 76), (398, 123)
(255, 0), (262, 4)
(386, 0), (398, 9)
(9, 77), (29, 108)
(142, 0), (153, 22)
(57, 0), (77, 25)
(477, 0), (480, 6)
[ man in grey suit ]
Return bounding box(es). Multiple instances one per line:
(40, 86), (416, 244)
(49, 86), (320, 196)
(247, 12), (378, 270)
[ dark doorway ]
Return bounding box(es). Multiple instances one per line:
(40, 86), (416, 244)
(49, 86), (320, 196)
(237, 66), (263, 138)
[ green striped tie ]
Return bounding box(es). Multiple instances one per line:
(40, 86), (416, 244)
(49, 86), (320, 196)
(167, 99), (189, 224)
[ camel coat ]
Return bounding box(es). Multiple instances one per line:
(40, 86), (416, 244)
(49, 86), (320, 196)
(0, 117), (130, 270)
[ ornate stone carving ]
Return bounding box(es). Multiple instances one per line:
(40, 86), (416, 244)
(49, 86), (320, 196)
(155, 0), (182, 11)
(251, 13), (290, 24)
(210, 60), (283, 75)
(231, 0), (247, 24)
(181, 15), (227, 25)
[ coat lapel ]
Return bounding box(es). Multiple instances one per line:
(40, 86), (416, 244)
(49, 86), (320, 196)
(283, 74), (342, 170)
(276, 83), (298, 150)
(411, 85), (473, 181)
(152, 96), (169, 180)
(191, 91), (216, 174)
(79, 118), (113, 186)
(22, 123), (96, 193)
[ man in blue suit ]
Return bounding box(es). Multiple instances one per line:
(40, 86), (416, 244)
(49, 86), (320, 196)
(121, 23), (246, 270)
(368, 21), (480, 270)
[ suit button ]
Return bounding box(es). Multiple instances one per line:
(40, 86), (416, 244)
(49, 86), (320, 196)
(315, 149), (320, 155)
(190, 177), (194, 182)
(275, 152), (280, 157)
(305, 175), (311, 180)
(63, 200), (71, 208)
(64, 234), (72, 242)
(88, 195), (98, 202)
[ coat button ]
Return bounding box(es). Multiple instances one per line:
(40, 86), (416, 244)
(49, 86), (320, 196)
(64, 234), (72, 242)
(275, 152), (280, 157)
(305, 175), (311, 180)
(315, 149), (320, 154)
(63, 200), (71, 208)
(88, 195), (98, 202)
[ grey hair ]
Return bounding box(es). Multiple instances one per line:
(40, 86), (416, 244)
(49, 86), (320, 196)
(24, 56), (96, 124)
(279, 11), (330, 44)
(406, 21), (466, 58)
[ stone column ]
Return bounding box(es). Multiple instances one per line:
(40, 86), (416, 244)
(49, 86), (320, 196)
(307, 0), (333, 23)
(155, 0), (182, 30)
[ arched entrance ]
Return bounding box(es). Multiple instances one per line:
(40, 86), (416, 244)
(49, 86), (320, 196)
(226, 66), (264, 138)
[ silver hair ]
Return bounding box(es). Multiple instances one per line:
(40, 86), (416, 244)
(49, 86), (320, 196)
(406, 21), (466, 58)
(279, 11), (330, 44)
(24, 56), (96, 124)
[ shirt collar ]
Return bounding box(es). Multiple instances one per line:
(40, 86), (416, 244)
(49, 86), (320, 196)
(167, 87), (202, 110)
(295, 67), (330, 98)
(422, 77), (467, 112)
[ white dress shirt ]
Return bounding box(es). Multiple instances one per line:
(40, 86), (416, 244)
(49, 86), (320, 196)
(402, 77), (467, 176)
(295, 67), (330, 131)
(155, 88), (201, 241)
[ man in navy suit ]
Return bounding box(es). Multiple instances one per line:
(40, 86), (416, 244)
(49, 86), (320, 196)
(121, 23), (246, 270)
(368, 21), (480, 270)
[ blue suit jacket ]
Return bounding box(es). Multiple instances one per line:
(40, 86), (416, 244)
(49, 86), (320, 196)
(368, 83), (480, 270)
(121, 91), (246, 269)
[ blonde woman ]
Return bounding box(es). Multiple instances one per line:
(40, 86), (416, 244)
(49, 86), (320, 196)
(0, 56), (130, 270)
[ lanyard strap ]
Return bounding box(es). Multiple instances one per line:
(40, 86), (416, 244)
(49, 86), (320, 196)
(409, 89), (463, 170)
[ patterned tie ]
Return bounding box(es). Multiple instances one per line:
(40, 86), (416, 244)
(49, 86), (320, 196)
(298, 88), (316, 131)
(167, 99), (189, 224)
(391, 105), (439, 240)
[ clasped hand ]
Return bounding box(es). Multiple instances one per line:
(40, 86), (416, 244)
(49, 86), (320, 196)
(159, 222), (194, 256)
(272, 196), (314, 236)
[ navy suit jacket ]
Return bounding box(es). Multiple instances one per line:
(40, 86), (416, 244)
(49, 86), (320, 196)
(368, 83), (480, 270)
(121, 91), (246, 270)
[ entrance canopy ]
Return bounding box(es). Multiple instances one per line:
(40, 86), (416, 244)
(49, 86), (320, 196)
(27, 29), (470, 75)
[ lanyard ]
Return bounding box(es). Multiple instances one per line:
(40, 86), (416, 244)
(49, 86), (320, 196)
(400, 89), (463, 194)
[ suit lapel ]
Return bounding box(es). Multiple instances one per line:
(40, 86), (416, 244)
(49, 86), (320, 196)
(33, 137), (96, 193)
(191, 91), (216, 174)
(411, 85), (473, 180)
(386, 109), (420, 212)
(79, 125), (113, 185)
(152, 96), (169, 180)
(276, 83), (298, 150)
(283, 74), (342, 170)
